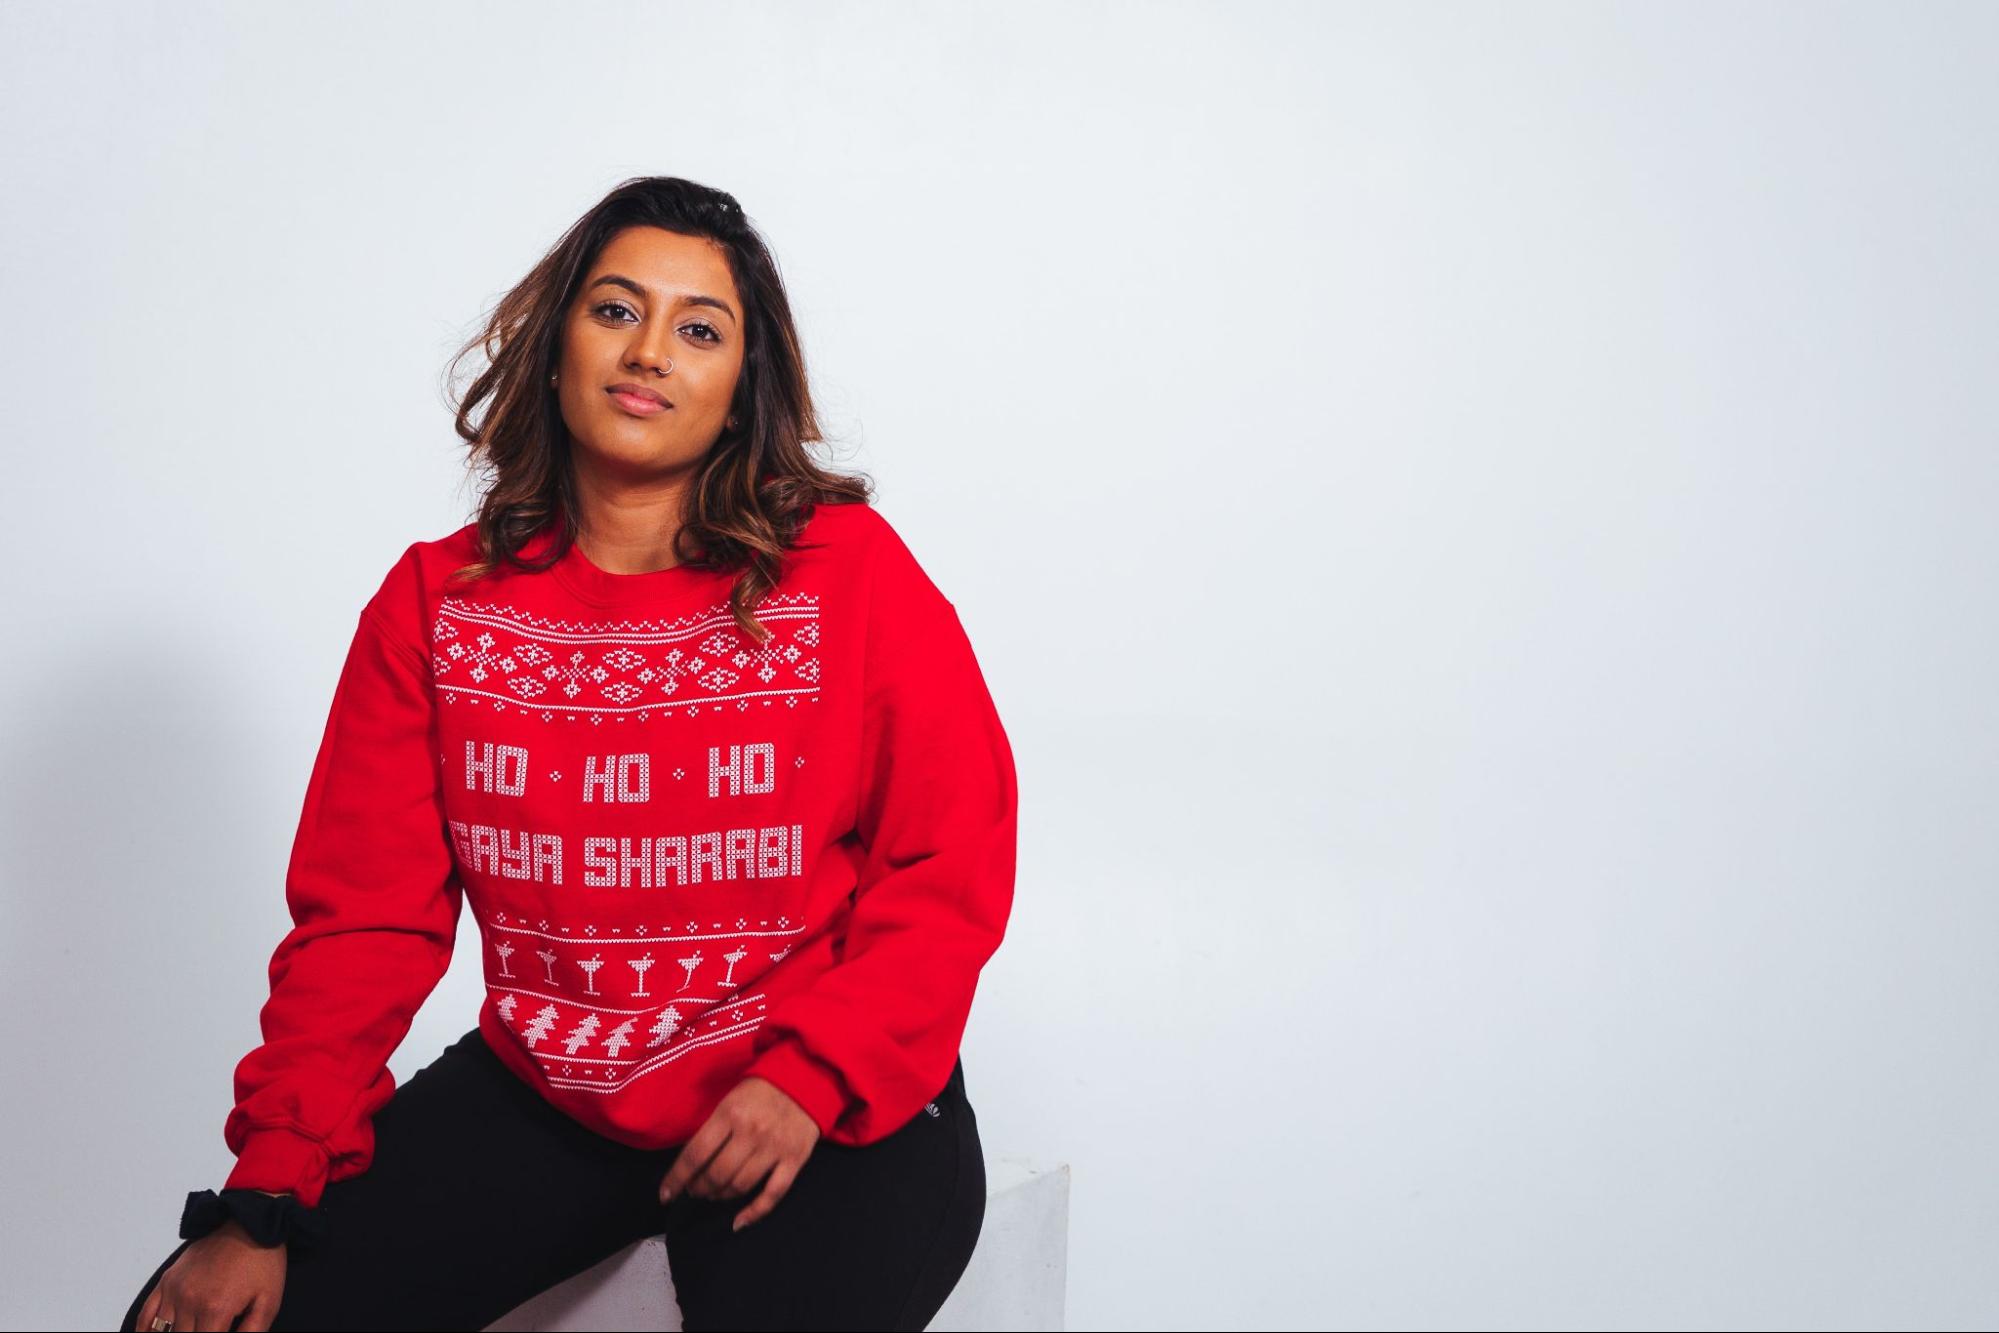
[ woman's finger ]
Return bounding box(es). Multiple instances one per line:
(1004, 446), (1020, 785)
(723, 1147), (776, 1199)
(129, 1284), (156, 1332)
(692, 1134), (755, 1198)
(238, 1289), (280, 1332)
(733, 1155), (803, 1232)
(660, 1123), (729, 1201)
(135, 1285), (169, 1333)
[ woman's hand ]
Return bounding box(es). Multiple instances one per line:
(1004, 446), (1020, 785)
(658, 1075), (821, 1231)
(130, 1219), (287, 1332)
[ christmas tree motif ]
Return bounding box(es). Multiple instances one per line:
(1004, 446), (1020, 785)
(523, 1004), (559, 1048)
(646, 1004), (682, 1048)
(768, 945), (793, 964)
(602, 1017), (637, 1059)
(628, 952), (655, 997)
(720, 944), (749, 988)
(578, 954), (605, 995)
(676, 949), (705, 992)
(537, 948), (559, 983)
(561, 1013), (600, 1055)
(493, 940), (516, 978)
(496, 993), (518, 1025)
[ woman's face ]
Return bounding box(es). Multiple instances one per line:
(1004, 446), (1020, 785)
(553, 225), (747, 482)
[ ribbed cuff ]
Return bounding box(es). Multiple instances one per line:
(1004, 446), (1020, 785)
(223, 1126), (333, 1209)
(742, 1038), (852, 1136)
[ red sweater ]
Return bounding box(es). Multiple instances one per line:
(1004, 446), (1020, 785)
(220, 500), (1019, 1207)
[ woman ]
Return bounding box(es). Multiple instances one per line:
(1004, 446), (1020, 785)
(121, 176), (1019, 1332)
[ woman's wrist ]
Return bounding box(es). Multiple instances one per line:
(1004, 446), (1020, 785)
(181, 1187), (327, 1250)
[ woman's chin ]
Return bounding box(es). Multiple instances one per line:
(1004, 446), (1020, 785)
(573, 433), (709, 478)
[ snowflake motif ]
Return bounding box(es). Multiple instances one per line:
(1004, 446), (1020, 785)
(736, 917), (747, 930)
(550, 771), (562, 782)
(795, 755), (805, 767)
(585, 925), (597, 936)
(777, 916), (790, 927)
(539, 920), (550, 929)
(731, 1007), (744, 1022)
(562, 1065), (573, 1076)
(687, 921), (699, 932)
(455, 630), (522, 684)
(673, 767), (686, 780)
(548, 649), (604, 701)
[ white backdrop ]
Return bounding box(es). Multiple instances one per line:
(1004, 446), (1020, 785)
(4, 2), (1996, 1329)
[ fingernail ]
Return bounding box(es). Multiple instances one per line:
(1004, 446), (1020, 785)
(733, 1217), (746, 1231)
(659, 1189), (672, 1203)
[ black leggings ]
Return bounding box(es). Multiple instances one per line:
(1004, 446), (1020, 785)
(119, 1026), (986, 1331)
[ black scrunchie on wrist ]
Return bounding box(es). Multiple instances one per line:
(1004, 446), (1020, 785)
(180, 1188), (329, 1252)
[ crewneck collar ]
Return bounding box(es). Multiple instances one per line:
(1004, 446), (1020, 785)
(526, 515), (722, 609)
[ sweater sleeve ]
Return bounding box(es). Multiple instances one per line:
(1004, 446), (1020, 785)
(220, 556), (463, 1208)
(742, 516), (1019, 1141)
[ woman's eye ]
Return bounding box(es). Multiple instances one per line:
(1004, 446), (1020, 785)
(592, 303), (718, 344)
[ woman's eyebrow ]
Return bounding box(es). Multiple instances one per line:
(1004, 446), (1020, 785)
(588, 273), (737, 324)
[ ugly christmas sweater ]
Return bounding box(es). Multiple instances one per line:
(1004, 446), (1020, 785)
(220, 500), (1019, 1208)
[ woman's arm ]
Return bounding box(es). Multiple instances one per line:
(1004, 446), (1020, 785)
(220, 549), (463, 1208)
(741, 516), (1020, 1142)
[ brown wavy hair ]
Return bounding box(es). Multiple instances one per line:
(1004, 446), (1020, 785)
(441, 176), (872, 645)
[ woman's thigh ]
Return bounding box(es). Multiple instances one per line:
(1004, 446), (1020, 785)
(661, 1057), (988, 1333)
(120, 1027), (670, 1332)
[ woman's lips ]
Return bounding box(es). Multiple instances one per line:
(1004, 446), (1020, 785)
(609, 390), (670, 417)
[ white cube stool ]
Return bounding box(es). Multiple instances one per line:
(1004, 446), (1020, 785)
(485, 1154), (1069, 1332)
